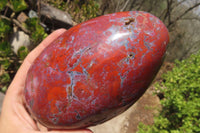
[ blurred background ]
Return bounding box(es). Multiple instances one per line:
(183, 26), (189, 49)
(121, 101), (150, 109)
(0, 0), (200, 133)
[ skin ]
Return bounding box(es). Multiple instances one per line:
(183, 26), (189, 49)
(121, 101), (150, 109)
(0, 29), (93, 133)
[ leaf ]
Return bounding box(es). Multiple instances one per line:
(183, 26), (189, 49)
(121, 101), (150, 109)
(137, 51), (200, 132)
(17, 46), (29, 60)
(10, 0), (27, 12)
(1, 85), (7, 92)
(0, 73), (10, 83)
(0, 0), (7, 11)
(0, 18), (11, 38)
(0, 41), (12, 57)
(25, 18), (47, 44)
(0, 59), (11, 70)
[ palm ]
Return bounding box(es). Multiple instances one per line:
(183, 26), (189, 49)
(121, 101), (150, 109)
(1, 88), (40, 132)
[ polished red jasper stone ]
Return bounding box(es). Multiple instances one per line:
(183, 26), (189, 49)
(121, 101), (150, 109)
(24, 11), (169, 129)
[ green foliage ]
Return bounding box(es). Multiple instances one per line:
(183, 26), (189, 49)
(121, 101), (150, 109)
(0, 1), (48, 92)
(0, 41), (12, 57)
(0, 58), (11, 70)
(0, 58), (12, 92)
(0, 0), (7, 11)
(46, 0), (100, 23)
(0, 19), (13, 60)
(17, 46), (29, 60)
(46, 0), (66, 10)
(70, 0), (100, 22)
(25, 18), (48, 45)
(137, 52), (200, 133)
(10, 0), (28, 12)
(0, 73), (10, 92)
(0, 0), (49, 92)
(0, 18), (13, 92)
(0, 19), (11, 39)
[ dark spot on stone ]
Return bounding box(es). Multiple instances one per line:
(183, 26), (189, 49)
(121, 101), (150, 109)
(125, 18), (135, 25)
(67, 86), (72, 97)
(128, 53), (134, 58)
(76, 113), (81, 120)
(52, 117), (58, 124)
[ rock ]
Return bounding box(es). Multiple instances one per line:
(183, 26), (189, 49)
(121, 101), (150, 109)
(40, 3), (73, 29)
(166, 18), (200, 61)
(0, 92), (5, 113)
(28, 10), (38, 18)
(17, 12), (28, 23)
(10, 31), (30, 54)
(89, 87), (161, 133)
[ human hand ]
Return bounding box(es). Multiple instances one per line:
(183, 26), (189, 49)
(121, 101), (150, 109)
(0, 29), (93, 133)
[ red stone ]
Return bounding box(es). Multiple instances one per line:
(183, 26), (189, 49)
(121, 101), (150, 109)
(24, 11), (169, 129)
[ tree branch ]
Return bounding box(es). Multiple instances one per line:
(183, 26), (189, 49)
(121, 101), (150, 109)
(136, 0), (145, 10)
(168, 2), (200, 27)
(171, 0), (186, 10)
(0, 15), (31, 34)
(164, 0), (172, 23)
(120, 0), (130, 11)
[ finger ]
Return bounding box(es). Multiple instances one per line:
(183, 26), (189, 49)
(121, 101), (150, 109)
(35, 128), (93, 133)
(36, 121), (93, 133)
(8, 28), (67, 93)
(3, 29), (67, 132)
(49, 128), (93, 133)
(37, 122), (48, 131)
